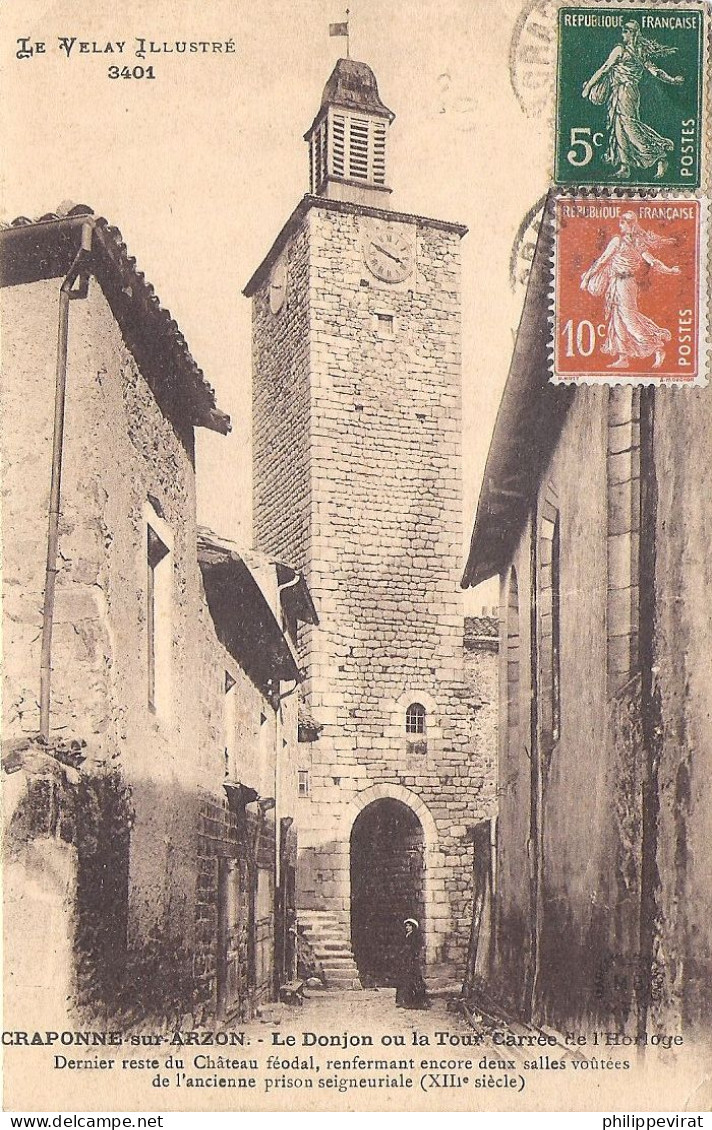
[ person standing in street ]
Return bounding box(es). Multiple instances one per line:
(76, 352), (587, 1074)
(395, 918), (430, 1010)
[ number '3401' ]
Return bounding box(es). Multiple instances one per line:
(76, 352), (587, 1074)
(108, 65), (156, 79)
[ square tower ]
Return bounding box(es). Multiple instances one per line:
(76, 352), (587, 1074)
(245, 59), (492, 979)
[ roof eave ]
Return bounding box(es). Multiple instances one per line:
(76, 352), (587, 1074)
(461, 190), (575, 589)
(0, 212), (231, 437)
(197, 542), (303, 685)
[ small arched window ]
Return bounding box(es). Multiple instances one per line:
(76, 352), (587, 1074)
(405, 702), (426, 735)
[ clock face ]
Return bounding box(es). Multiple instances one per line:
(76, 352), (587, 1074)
(269, 258), (288, 314)
(363, 227), (414, 284)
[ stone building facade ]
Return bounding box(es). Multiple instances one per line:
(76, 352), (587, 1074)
(462, 198), (712, 1041)
(462, 616), (499, 777)
(1, 208), (314, 1026)
(245, 59), (495, 980)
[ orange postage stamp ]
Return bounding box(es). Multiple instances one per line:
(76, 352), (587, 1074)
(552, 195), (703, 383)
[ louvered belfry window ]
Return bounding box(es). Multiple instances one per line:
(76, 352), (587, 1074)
(348, 117), (369, 179)
(331, 114), (346, 178)
(372, 121), (386, 183)
(310, 119), (328, 193)
(310, 110), (387, 192)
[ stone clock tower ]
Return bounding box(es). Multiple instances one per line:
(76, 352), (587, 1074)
(244, 59), (492, 986)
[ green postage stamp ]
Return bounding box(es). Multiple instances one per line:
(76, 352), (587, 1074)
(555, 6), (704, 187)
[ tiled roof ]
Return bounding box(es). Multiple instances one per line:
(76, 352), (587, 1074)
(465, 615), (499, 640)
(0, 204), (231, 436)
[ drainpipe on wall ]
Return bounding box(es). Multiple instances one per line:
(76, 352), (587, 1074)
(39, 222), (94, 741)
(273, 668), (299, 994)
(272, 668), (296, 863)
(273, 568), (302, 993)
(273, 676), (299, 890)
(274, 568), (302, 885)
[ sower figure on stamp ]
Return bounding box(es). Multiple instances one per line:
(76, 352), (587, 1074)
(395, 918), (430, 1010)
(581, 21), (683, 180)
(580, 212), (681, 370)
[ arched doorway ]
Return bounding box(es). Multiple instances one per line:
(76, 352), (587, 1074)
(350, 799), (425, 985)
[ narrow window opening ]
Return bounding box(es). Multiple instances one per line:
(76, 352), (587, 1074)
(298, 769), (310, 797)
(315, 131), (322, 191)
(319, 120), (328, 186)
(224, 671), (236, 778)
(373, 122), (387, 185)
(147, 523), (171, 716)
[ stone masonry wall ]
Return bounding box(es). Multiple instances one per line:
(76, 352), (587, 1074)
(533, 389), (612, 1028)
(486, 375), (712, 1038)
(463, 616), (499, 801)
(1, 276), (204, 1009)
(1, 275), (278, 1024)
(488, 386), (687, 1033)
(650, 388), (712, 1038)
(252, 221), (311, 569)
(193, 583), (300, 1017)
(251, 202), (494, 970)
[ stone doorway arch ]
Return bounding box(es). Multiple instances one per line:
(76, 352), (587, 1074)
(350, 798), (425, 985)
(341, 784), (446, 972)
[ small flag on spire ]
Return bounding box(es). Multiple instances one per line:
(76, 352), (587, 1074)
(329, 10), (350, 56)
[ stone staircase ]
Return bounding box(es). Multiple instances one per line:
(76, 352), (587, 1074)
(298, 909), (362, 990)
(425, 961), (465, 997)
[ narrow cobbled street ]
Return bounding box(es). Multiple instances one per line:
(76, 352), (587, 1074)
(252, 984), (485, 1044)
(234, 984), (535, 1105)
(232, 987), (660, 1110)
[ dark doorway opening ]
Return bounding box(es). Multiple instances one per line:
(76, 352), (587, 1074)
(350, 799), (425, 985)
(217, 857), (247, 1019)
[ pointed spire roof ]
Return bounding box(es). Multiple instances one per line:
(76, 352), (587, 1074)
(319, 58), (395, 120)
(305, 58), (395, 140)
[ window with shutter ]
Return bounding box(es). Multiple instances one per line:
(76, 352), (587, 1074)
(348, 117), (370, 180)
(373, 122), (386, 185)
(314, 129), (322, 191)
(319, 120), (328, 186)
(332, 114), (346, 178)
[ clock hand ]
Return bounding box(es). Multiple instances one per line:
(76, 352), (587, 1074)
(371, 242), (404, 265)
